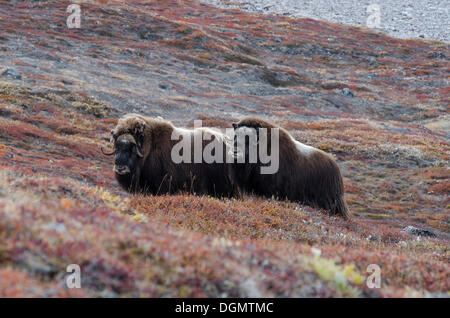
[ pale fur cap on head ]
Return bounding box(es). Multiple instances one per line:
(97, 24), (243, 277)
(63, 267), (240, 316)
(112, 114), (148, 139)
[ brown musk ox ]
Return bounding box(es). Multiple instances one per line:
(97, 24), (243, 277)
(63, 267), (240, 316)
(102, 114), (238, 198)
(231, 117), (349, 218)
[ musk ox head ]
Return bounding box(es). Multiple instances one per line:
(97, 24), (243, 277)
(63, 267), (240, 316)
(112, 133), (143, 175)
(232, 118), (268, 162)
(232, 122), (259, 161)
(232, 117), (280, 176)
(230, 120), (263, 184)
(101, 114), (147, 175)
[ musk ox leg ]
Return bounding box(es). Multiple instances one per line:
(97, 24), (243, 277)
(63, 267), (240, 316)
(330, 196), (350, 219)
(128, 166), (142, 194)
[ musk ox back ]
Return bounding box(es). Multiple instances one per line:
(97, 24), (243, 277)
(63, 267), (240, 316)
(232, 117), (349, 218)
(104, 114), (238, 198)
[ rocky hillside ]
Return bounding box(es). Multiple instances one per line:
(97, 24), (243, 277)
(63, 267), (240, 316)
(0, 0), (448, 297)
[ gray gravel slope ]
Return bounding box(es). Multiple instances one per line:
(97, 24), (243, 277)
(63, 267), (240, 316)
(199, 0), (449, 43)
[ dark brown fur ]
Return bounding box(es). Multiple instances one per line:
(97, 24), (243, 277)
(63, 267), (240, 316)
(232, 117), (349, 218)
(110, 114), (238, 198)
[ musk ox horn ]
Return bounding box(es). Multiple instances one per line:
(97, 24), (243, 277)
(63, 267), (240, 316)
(101, 147), (115, 156)
(136, 146), (144, 157)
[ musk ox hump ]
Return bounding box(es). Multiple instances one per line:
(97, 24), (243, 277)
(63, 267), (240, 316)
(290, 135), (317, 157)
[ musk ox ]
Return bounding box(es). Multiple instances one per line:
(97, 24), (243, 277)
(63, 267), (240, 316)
(102, 114), (238, 198)
(231, 117), (349, 218)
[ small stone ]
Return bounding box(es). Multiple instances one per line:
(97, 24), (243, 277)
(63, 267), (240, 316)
(341, 87), (354, 97)
(44, 222), (67, 233)
(1, 68), (22, 80)
(401, 226), (437, 238)
(16, 251), (58, 276)
(311, 247), (321, 257)
(158, 83), (168, 90)
(427, 52), (446, 59)
(99, 289), (119, 298)
(366, 56), (376, 65)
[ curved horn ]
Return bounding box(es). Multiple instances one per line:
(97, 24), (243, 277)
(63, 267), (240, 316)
(101, 147), (115, 156)
(136, 146), (144, 158)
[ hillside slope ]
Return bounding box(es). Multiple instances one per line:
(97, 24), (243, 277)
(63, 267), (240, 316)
(0, 0), (448, 297)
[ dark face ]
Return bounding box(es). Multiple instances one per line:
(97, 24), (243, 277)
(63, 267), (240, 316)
(232, 124), (259, 163)
(113, 134), (141, 175)
(231, 124), (260, 185)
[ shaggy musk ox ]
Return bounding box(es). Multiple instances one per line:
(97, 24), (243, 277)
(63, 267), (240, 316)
(102, 114), (238, 198)
(231, 117), (349, 218)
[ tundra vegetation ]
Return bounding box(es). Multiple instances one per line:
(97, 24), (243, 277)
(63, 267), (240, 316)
(0, 0), (448, 297)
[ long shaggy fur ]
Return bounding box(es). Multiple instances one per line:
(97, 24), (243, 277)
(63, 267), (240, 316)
(110, 114), (238, 198)
(232, 117), (349, 218)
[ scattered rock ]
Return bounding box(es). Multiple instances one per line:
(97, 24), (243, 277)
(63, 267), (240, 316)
(240, 277), (263, 297)
(158, 83), (168, 90)
(99, 289), (119, 298)
(201, 0), (449, 42)
(310, 247), (322, 257)
(427, 52), (446, 59)
(361, 288), (382, 298)
(1, 68), (22, 80)
(341, 87), (354, 97)
(15, 250), (59, 277)
(366, 56), (377, 65)
(401, 226), (437, 238)
(43, 222), (67, 233)
(136, 26), (164, 41)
